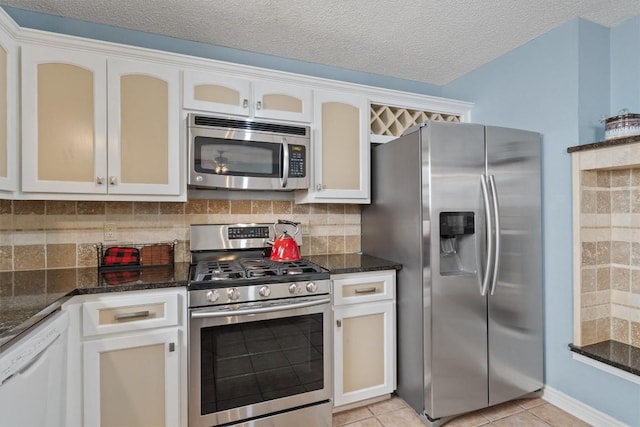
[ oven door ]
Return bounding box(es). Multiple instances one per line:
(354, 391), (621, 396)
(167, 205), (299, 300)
(189, 296), (332, 427)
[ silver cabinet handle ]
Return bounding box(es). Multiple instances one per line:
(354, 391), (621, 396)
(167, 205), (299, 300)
(114, 310), (150, 321)
(336, 319), (342, 327)
(354, 287), (377, 294)
(242, 98), (249, 108)
(256, 100), (262, 110)
(96, 176), (104, 185)
(109, 176), (117, 185)
(316, 183), (322, 191)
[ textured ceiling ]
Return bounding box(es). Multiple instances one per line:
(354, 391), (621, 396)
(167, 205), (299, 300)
(1, 0), (639, 85)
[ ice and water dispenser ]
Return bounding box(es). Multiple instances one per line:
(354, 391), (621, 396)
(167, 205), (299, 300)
(439, 212), (476, 275)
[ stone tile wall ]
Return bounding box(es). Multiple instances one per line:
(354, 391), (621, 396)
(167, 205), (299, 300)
(0, 199), (361, 271)
(580, 168), (640, 347)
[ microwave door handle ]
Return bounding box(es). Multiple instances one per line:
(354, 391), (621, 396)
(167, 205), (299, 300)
(281, 139), (289, 188)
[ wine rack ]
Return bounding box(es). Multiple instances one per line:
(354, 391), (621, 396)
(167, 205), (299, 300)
(370, 103), (461, 143)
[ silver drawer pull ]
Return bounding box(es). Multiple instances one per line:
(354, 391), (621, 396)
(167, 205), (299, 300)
(355, 287), (377, 294)
(114, 310), (150, 321)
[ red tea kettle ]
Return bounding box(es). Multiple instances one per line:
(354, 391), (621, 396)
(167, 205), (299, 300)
(269, 220), (301, 262)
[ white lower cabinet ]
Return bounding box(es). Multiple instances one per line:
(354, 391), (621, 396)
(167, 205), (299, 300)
(83, 328), (180, 427)
(62, 288), (187, 427)
(332, 270), (396, 408)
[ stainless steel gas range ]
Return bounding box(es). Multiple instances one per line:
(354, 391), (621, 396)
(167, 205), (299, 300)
(188, 223), (332, 427)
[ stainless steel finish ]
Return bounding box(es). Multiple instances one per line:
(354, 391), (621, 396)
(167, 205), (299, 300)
(113, 310), (150, 321)
(242, 98), (248, 108)
(189, 279), (330, 307)
(258, 285), (271, 297)
(282, 138), (289, 188)
(206, 289), (219, 302)
(485, 125), (543, 407)
(96, 176), (104, 185)
(227, 288), (240, 300)
(316, 183), (322, 191)
(187, 222), (331, 427)
(225, 401), (332, 427)
(190, 297), (330, 319)
(361, 120), (542, 422)
(488, 174), (501, 296)
(354, 287), (377, 294)
(188, 295), (331, 427)
(187, 113), (310, 191)
(190, 223), (302, 252)
(256, 100), (262, 110)
(480, 174), (493, 297)
(108, 176), (117, 185)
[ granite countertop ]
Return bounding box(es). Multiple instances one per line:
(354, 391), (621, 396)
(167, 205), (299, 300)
(0, 263), (191, 351)
(566, 134), (640, 153)
(306, 253), (402, 275)
(569, 341), (640, 377)
(0, 253), (400, 352)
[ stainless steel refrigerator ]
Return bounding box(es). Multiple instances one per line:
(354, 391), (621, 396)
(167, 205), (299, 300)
(361, 121), (543, 425)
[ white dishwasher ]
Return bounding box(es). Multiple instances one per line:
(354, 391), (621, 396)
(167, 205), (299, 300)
(0, 311), (69, 427)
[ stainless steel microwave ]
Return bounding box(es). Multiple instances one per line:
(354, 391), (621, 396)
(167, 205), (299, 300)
(187, 113), (311, 191)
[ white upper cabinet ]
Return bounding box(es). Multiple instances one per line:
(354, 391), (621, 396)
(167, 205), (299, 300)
(21, 44), (181, 199)
(106, 58), (180, 196)
(0, 21), (17, 194)
(183, 69), (312, 122)
(296, 90), (369, 204)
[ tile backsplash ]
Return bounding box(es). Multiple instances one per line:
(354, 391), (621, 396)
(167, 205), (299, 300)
(580, 168), (640, 348)
(0, 199), (361, 271)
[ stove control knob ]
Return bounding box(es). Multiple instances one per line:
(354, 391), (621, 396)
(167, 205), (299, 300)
(306, 282), (318, 293)
(206, 289), (219, 302)
(288, 283), (299, 294)
(259, 286), (271, 297)
(227, 288), (240, 301)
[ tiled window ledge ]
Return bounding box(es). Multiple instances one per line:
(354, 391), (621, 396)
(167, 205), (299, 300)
(569, 341), (640, 384)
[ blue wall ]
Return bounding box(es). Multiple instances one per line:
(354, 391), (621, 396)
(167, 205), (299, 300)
(443, 18), (640, 426)
(611, 16), (640, 114)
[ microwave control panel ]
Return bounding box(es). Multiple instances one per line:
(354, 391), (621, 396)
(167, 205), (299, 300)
(289, 145), (306, 177)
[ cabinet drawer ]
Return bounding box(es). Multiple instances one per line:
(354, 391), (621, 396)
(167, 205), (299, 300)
(82, 291), (178, 337)
(332, 270), (395, 306)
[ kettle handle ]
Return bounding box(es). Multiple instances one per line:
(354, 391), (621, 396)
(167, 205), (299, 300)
(274, 219), (300, 236)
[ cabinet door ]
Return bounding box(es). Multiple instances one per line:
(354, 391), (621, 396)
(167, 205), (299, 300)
(183, 69), (251, 116)
(107, 59), (180, 195)
(297, 90), (369, 204)
(0, 24), (16, 193)
(333, 301), (395, 407)
(83, 329), (180, 427)
(253, 81), (312, 122)
(21, 45), (108, 193)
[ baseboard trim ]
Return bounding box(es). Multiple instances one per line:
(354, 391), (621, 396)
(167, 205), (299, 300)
(543, 386), (627, 427)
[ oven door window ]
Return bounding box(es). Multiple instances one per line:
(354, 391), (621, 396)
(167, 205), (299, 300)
(194, 137), (280, 178)
(200, 313), (324, 414)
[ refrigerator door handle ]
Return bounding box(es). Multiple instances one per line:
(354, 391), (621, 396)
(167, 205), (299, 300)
(480, 174), (494, 296)
(488, 174), (501, 295)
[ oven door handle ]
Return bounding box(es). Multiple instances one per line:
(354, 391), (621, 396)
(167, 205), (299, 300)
(190, 298), (330, 319)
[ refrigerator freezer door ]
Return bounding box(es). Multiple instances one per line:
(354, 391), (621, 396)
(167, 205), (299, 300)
(485, 126), (543, 406)
(426, 121), (488, 419)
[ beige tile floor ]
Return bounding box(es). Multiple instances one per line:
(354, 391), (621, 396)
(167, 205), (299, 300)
(332, 396), (592, 427)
